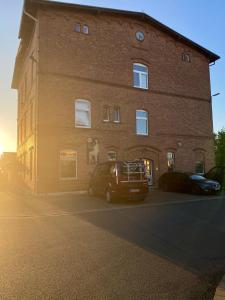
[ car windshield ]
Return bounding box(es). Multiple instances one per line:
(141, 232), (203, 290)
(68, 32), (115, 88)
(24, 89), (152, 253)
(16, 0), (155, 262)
(190, 174), (206, 181)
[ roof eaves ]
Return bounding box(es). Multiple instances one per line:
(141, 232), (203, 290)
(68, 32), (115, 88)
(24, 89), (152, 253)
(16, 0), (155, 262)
(18, 0), (220, 62)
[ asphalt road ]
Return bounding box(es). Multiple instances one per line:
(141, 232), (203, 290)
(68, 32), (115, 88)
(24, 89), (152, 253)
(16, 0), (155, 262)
(0, 189), (225, 299)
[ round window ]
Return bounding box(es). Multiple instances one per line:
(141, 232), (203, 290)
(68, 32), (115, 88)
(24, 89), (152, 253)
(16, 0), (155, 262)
(136, 31), (145, 41)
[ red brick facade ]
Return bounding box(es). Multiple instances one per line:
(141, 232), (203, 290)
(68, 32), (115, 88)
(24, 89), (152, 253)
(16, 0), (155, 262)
(12, 0), (219, 194)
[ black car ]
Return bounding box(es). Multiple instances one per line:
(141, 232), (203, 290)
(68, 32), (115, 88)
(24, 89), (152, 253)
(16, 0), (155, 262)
(205, 166), (225, 189)
(159, 172), (221, 194)
(88, 160), (149, 202)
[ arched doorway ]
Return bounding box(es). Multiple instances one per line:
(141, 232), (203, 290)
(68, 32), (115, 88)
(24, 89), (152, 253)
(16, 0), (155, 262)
(140, 158), (154, 186)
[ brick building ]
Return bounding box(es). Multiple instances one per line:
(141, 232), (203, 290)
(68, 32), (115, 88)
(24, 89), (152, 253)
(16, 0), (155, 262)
(12, 0), (219, 194)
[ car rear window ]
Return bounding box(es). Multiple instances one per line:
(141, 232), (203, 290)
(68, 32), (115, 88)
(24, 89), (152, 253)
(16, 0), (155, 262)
(119, 161), (146, 181)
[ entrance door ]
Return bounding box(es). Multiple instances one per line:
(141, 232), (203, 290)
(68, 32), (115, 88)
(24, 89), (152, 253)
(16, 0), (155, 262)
(141, 159), (154, 186)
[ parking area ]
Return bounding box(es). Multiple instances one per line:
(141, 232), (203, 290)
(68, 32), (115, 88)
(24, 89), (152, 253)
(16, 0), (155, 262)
(30, 189), (224, 217)
(0, 187), (225, 299)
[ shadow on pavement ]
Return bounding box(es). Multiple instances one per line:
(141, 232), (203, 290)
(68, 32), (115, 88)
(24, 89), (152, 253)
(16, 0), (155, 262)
(77, 193), (225, 279)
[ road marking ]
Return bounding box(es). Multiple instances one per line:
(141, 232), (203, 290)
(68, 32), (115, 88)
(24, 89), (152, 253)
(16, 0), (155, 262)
(0, 195), (223, 220)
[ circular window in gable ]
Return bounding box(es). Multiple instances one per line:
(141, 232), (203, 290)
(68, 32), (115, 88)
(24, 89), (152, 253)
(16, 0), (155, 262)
(136, 31), (145, 42)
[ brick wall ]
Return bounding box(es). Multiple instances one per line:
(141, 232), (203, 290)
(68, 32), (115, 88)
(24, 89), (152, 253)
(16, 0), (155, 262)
(16, 5), (215, 193)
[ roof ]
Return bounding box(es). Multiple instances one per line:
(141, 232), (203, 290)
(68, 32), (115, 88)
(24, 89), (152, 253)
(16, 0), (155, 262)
(12, 0), (220, 89)
(20, 0), (220, 62)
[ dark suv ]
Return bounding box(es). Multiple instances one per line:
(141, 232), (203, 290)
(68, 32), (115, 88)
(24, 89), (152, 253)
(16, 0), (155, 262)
(205, 166), (225, 189)
(88, 161), (149, 202)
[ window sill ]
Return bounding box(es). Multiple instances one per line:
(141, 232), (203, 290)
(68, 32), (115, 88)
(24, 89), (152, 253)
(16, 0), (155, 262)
(133, 86), (149, 91)
(75, 125), (91, 129)
(136, 133), (149, 136)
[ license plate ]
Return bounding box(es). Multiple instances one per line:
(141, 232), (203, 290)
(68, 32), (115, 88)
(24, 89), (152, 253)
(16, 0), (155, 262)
(130, 189), (140, 193)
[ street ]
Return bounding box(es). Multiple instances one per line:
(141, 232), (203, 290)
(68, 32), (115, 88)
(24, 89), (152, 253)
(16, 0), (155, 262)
(0, 189), (225, 299)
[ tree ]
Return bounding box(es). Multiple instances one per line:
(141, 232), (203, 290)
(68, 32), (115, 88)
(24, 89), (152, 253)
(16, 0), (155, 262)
(215, 128), (225, 166)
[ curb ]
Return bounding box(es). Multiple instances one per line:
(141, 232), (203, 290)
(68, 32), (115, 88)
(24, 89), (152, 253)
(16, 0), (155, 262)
(214, 275), (225, 299)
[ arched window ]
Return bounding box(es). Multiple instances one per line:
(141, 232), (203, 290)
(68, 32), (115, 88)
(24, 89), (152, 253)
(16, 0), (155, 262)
(75, 99), (91, 128)
(194, 151), (205, 174)
(60, 150), (77, 179)
(113, 106), (120, 123)
(133, 63), (148, 89)
(167, 152), (175, 172)
(107, 151), (117, 161)
(136, 110), (148, 135)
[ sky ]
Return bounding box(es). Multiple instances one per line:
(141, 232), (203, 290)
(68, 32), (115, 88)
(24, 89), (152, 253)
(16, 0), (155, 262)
(0, 0), (224, 153)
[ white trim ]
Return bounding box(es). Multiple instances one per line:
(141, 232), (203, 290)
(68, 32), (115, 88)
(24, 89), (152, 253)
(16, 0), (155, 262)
(113, 106), (120, 123)
(103, 105), (110, 122)
(133, 63), (149, 90)
(136, 109), (149, 136)
(75, 99), (91, 128)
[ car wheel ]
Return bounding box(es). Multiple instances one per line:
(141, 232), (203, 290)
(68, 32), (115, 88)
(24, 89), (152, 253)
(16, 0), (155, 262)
(105, 189), (113, 203)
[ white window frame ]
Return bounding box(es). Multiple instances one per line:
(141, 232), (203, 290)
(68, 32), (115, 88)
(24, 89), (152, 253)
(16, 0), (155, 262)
(59, 150), (77, 180)
(133, 63), (149, 90)
(83, 25), (89, 34)
(113, 106), (120, 123)
(75, 99), (91, 128)
(182, 53), (191, 63)
(136, 109), (148, 136)
(75, 23), (81, 33)
(103, 105), (110, 122)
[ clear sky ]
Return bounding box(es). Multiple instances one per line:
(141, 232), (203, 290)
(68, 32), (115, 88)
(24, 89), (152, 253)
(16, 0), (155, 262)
(0, 0), (224, 153)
